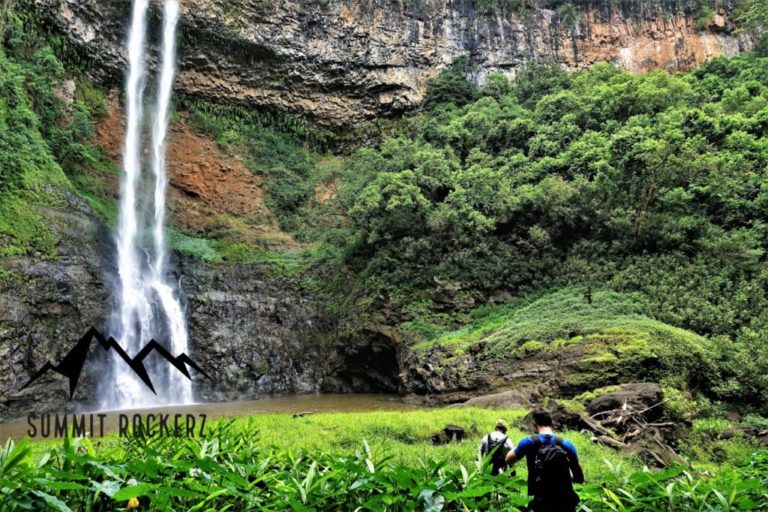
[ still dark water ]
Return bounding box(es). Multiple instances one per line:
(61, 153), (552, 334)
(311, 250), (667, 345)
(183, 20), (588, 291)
(0, 394), (418, 441)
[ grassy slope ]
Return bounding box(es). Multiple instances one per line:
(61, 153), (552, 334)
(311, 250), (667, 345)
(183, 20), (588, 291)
(409, 288), (686, 350)
(406, 288), (712, 392)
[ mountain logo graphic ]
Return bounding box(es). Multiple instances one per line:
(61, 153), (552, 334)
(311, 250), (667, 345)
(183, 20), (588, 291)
(20, 327), (212, 400)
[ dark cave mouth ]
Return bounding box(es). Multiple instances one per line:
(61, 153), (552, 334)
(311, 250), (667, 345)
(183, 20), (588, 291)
(335, 336), (401, 394)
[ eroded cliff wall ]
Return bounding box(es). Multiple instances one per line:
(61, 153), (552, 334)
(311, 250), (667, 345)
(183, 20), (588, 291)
(31, 0), (755, 126)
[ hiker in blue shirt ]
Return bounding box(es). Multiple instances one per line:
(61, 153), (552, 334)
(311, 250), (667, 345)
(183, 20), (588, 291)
(505, 409), (584, 512)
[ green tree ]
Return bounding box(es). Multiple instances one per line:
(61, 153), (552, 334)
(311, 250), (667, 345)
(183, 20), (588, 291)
(424, 56), (478, 110)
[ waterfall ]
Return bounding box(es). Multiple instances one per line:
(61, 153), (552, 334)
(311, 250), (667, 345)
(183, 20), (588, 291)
(105, 0), (191, 409)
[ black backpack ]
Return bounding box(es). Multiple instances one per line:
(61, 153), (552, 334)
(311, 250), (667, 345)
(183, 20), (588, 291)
(529, 436), (578, 506)
(482, 434), (510, 475)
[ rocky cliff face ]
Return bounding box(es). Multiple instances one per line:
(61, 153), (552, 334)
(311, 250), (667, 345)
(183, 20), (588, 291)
(32, 0), (755, 127)
(0, 196), (403, 419)
(0, 84), (407, 419)
(178, 258), (402, 403)
(0, 207), (406, 419)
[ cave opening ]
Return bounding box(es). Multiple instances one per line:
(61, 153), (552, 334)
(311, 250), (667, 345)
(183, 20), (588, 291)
(335, 334), (400, 394)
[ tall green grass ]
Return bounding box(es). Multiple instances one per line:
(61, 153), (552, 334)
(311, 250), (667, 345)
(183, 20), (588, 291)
(228, 408), (633, 478)
(2, 408), (767, 511)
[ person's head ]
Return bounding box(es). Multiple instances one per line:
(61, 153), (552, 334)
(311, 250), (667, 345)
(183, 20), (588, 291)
(532, 409), (554, 431)
(494, 418), (508, 434)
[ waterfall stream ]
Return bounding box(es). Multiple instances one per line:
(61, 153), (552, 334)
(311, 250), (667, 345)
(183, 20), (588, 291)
(105, 0), (191, 409)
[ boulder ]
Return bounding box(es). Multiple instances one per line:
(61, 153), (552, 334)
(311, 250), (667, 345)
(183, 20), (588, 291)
(431, 424), (466, 445)
(587, 383), (664, 422)
(460, 390), (534, 410)
(517, 400), (593, 432)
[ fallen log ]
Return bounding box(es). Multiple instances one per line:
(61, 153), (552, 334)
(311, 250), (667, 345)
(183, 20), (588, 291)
(579, 414), (614, 437)
(592, 435), (627, 450)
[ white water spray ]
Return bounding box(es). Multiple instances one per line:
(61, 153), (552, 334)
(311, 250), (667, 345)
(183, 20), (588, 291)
(106, 0), (191, 409)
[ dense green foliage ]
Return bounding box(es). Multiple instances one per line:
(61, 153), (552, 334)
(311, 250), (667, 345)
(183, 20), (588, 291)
(342, 58), (768, 302)
(736, 0), (768, 32)
(322, 53), (768, 410)
(0, 15), (70, 257)
(0, 9), (111, 257)
(1, 410), (766, 511)
(425, 57), (478, 110)
(166, 225), (315, 276)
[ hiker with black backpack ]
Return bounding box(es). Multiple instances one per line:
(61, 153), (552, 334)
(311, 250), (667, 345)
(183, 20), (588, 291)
(479, 419), (514, 476)
(505, 409), (585, 512)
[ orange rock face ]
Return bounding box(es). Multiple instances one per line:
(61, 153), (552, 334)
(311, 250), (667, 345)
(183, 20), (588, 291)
(555, 11), (750, 74)
(94, 92), (296, 249)
(166, 120), (266, 220)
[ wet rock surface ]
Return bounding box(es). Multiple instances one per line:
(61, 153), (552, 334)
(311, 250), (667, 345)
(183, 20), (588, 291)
(177, 258), (329, 401)
(0, 193), (112, 419)
(31, 0), (754, 127)
(178, 257), (403, 402)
